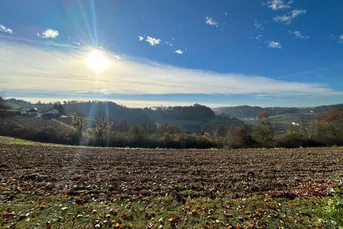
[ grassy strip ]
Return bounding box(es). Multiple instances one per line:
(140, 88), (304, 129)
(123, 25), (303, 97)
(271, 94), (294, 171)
(0, 136), (82, 148)
(0, 136), (149, 150)
(1, 193), (328, 228)
(0, 136), (185, 150)
(0, 136), (53, 146)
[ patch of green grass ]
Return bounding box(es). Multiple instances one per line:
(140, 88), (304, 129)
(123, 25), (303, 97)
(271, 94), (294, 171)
(1, 193), (329, 228)
(0, 136), (175, 151)
(0, 136), (94, 148)
(269, 113), (318, 125)
(0, 136), (45, 146)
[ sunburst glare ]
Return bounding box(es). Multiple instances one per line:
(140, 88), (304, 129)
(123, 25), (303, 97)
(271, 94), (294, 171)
(86, 49), (110, 71)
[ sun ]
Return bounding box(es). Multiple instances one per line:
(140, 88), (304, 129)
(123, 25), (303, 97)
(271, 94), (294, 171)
(86, 49), (110, 71)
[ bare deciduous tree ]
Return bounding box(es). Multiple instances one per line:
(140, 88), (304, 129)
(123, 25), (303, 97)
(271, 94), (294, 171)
(71, 113), (87, 134)
(94, 113), (114, 145)
(252, 112), (274, 145)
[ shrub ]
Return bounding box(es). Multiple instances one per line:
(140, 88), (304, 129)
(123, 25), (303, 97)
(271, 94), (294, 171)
(252, 112), (274, 146)
(277, 133), (325, 148)
(324, 186), (343, 228)
(227, 125), (253, 148)
(214, 137), (226, 148)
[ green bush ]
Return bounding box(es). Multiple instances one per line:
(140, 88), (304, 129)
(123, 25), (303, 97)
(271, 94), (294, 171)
(325, 187), (343, 228)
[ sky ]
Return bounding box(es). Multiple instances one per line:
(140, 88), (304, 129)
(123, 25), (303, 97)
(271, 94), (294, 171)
(0, 0), (342, 108)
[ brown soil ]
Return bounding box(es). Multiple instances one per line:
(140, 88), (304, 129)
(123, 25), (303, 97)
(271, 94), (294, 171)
(1, 144), (342, 200)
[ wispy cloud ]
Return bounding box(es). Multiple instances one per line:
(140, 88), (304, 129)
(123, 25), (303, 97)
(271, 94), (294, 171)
(289, 30), (310, 39)
(37, 29), (59, 39)
(266, 41), (282, 48)
(1, 38), (340, 98)
(19, 97), (238, 109)
(256, 35), (263, 41)
(0, 24), (13, 34)
(274, 9), (307, 25)
(292, 9), (307, 18)
(274, 67), (329, 80)
(253, 20), (265, 42)
(138, 36), (144, 41)
(254, 20), (264, 31)
(174, 49), (183, 55)
(205, 17), (218, 27)
(224, 12), (228, 16)
(165, 41), (173, 46)
(330, 34), (343, 43)
(145, 36), (161, 46)
(264, 0), (293, 10)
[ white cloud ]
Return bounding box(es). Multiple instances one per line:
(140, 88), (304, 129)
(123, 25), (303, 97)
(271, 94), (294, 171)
(264, 0), (293, 10)
(274, 15), (292, 24)
(138, 36), (144, 41)
(174, 49), (183, 55)
(289, 30), (310, 39)
(205, 17), (218, 27)
(0, 24), (13, 34)
(267, 41), (282, 48)
(291, 9), (306, 18)
(165, 41), (173, 46)
(21, 97), (238, 109)
(37, 29), (59, 39)
(274, 9), (306, 24)
(0, 38), (340, 98)
(330, 34), (343, 43)
(254, 20), (264, 42)
(254, 20), (264, 31)
(145, 36), (161, 46)
(114, 55), (121, 60)
(256, 35), (263, 41)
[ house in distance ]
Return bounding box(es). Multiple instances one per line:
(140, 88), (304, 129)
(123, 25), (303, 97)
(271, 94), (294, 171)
(26, 108), (39, 116)
(44, 108), (60, 118)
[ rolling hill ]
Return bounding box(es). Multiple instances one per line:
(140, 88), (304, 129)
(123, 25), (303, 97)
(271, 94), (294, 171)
(5, 99), (244, 134)
(213, 104), (343, 128)
(213, 104), (343, 118)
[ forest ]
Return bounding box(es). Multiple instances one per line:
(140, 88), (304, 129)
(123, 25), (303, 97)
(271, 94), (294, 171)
(1, 97), (343, 149)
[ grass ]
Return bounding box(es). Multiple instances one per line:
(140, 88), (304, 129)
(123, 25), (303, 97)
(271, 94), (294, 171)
(0, 136), (91, 149)
(1, 136), (341, 228)
(1, 193), (328, 228)
(0, 136), (185, 152)
(0, 136), (46, 146)
(240, 113), (317, 126)
(269, 113), (313, 125)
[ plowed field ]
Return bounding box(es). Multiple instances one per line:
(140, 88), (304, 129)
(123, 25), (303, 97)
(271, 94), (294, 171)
(1, 144), (342, 199)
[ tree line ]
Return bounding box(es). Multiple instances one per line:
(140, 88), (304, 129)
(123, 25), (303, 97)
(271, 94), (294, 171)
(1, 96), (343, 148)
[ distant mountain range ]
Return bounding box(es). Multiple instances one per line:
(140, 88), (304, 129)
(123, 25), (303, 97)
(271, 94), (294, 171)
(213, 104), (343, 118)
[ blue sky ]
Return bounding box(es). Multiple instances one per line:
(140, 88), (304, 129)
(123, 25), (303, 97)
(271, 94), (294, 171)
(0, 0), (342, 107)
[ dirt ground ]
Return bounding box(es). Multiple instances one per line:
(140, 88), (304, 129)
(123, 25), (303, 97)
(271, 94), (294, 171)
(1, 144), (342, 200)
